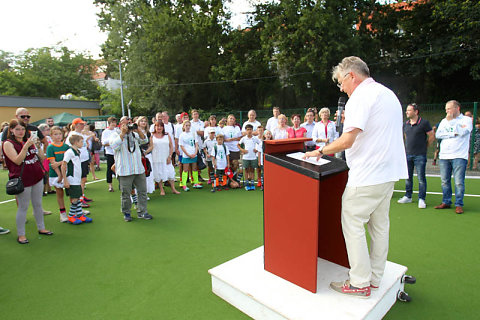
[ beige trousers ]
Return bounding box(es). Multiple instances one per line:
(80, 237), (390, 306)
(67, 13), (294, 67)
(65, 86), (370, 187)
(341, 181), (395, 288)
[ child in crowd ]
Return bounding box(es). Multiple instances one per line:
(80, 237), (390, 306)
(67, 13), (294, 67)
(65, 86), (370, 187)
(38, 123), (55, 197)
(204, 127), (217, 184)
(210, 134), (230, 192)
(256, 126), (265, 189)
(46, 126), (71, 222)
(61, 135), (93, 225)
(178, 120), (202, 191)
(238, 124), (261, 191)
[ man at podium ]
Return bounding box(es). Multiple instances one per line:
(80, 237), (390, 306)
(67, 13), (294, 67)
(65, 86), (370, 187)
(304, 56), (407, 298)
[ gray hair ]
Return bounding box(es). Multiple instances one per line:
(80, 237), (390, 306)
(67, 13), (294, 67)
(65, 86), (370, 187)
(446, 100), (461, 109)
(38, 123), (49, 131)
(331, 56), (370, 83)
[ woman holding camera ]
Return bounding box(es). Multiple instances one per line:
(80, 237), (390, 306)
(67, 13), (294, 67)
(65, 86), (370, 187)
(2, 119), (53, 244)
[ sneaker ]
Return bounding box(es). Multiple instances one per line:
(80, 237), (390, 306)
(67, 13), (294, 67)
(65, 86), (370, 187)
(182, 185), (190, 192)
(418, 199), (426, 209)
(211, 187), (216, 193)
(250, 185), (256, 191)
(330, 280), (371, 298)
(124, 214), (132, 222)
(257, 180), (262, 187)
(80, 200), (90, 208)
(193, 183), (203, 189)
(60, 213), (68, 223)
(43, 210), (52, 215)
(82, 196), (93, 202)
(138, 213), (153, 220)
(245, 186), (249, 191)
(82, 210), (90, 215)
(78, 215), (93, 223)
(0, 227), (10, 235)
(397, 196), (412, 204)
(67, 216), (83, 225)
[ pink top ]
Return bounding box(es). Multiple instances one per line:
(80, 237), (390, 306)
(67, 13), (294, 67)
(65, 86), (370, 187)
(3, 140), (44, 187)
(287, 127), (307, 138)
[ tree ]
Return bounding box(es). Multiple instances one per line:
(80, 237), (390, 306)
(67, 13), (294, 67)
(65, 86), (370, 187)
(0, 47), (100, 99)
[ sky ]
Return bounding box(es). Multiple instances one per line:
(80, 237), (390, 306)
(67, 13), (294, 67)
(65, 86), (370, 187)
(0, 0), (256, 59)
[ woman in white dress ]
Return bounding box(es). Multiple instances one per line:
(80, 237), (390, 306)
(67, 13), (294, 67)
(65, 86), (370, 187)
(272, 114), (289, 139)
(147, 122), (180, 195)
(137, 116), (155, 194)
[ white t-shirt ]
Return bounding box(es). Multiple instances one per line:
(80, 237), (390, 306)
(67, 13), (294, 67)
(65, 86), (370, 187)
(204, 126), (222, 139)
(63, 148), (82, 185)
(191, 119), (205, 149)
(239, 135), (261, 160)
(174, 124), (184, 155)
(257, 140), (264, 166)
(66, 131), (89, 162)
(210, 144), (230, 170)
(436, 114), (473, 160)
(266, 117), (279, 132)
(178, 131), (197, 157)
(242, 120), (261, 133)
(203, 138), (216, 161)
(342, 78), (408, 187)
(222, 125), (241, 152)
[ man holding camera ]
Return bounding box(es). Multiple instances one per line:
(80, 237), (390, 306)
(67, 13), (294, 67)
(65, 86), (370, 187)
(110, 116), (152, 222)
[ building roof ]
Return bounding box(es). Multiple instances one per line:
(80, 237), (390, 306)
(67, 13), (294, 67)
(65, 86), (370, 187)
(0, 95), (100, 109)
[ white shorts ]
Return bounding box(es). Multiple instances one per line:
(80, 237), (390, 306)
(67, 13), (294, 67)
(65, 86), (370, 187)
(49, 177), (64, 189)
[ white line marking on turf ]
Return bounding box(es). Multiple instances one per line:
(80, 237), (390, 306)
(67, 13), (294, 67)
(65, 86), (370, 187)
(394, 189), (480, 197)
(0, 179), (107, 205)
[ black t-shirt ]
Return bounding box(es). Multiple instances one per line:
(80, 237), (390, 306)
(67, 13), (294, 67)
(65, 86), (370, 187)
(403, 117), (432, 155)
(1, 124), (45, 142)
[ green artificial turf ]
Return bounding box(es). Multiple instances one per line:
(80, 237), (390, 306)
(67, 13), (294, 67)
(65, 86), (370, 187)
(0, 166), (479, 319)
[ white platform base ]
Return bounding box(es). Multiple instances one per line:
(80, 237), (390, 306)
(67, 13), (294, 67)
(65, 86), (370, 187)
(209, 246), (408, 320)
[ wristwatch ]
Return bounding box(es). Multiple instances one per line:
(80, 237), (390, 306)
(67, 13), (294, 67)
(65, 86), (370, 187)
(318, 146), (325, 154)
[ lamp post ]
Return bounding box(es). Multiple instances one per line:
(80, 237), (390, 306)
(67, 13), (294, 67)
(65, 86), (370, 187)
(113, 59), (125, 116)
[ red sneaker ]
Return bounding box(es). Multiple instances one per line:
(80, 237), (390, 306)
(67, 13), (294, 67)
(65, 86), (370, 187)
(257, 180), (262, 187)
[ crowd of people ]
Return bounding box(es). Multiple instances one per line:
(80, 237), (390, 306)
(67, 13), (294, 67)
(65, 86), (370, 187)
(0, 93), (478, 244)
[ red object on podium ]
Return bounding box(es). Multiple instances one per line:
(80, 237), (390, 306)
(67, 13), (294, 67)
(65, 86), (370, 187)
(263, 138), (349, 293)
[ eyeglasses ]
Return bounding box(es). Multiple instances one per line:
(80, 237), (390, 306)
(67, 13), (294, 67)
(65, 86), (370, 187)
(336, 72), (351, 89)
(20, 115), (31, 119)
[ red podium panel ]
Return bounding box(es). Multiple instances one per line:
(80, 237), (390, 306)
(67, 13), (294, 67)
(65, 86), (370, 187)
(263, 138), (349, 293)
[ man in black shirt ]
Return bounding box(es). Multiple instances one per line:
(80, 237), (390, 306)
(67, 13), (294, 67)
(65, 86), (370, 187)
(397, 103), (434, 208)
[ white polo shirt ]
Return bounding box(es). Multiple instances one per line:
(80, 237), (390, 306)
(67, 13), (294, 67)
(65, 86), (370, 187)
(242, 120), (261, 132)
(343, 78), (408, 187)
(436, 114), (472, 160)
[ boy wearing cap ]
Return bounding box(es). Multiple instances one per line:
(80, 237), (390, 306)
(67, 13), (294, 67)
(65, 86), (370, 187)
(204, 127), (217, 184)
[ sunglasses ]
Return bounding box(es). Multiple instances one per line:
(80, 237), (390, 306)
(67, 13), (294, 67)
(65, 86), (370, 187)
(20, 115), (31, 119)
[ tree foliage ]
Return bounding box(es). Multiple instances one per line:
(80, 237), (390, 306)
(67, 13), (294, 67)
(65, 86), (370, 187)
(0, 47), (100, 99)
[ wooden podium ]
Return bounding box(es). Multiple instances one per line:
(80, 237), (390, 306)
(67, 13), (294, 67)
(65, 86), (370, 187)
(263, 138), (350, 293)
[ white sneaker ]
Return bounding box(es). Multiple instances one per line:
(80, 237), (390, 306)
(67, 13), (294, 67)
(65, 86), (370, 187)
(418, 199), (426, 209)
(397, 196), (412, 204)
(60, 212), (68, 223)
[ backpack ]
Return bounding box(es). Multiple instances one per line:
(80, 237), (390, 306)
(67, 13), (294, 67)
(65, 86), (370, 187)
(214, 144), (227, 158)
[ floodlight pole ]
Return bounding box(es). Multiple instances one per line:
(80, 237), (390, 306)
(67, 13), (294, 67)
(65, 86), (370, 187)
(114, 59), (125, 117)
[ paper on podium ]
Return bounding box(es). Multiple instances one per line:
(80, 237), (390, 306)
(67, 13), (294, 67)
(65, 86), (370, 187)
(286, 152), (331, 166)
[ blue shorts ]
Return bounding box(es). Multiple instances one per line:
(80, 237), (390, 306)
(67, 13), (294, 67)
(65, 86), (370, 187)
(181, 156), (197, 164)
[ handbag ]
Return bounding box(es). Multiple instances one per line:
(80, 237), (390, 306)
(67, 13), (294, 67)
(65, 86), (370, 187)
(141, 150), (152, 177)
(196, 150), (207, 170)
(6, 161), (25, 195)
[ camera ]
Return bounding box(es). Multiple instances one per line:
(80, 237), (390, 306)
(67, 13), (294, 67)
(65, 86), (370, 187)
(127, 123), (138, 131)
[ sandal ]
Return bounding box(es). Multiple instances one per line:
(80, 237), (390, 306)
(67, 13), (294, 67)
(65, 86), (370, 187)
(38, 230), (54, 236)
(17, 237), (29, 244)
